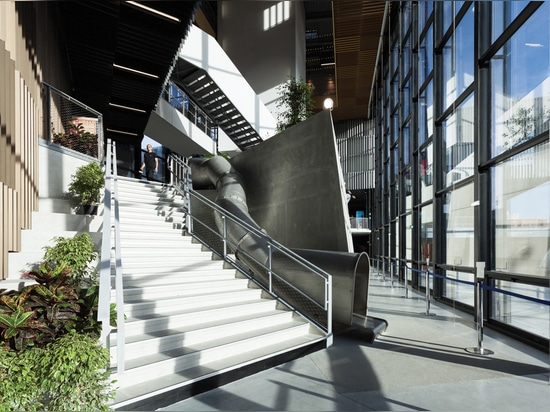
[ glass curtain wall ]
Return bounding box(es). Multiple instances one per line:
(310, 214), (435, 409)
(374, 1), (549, 350)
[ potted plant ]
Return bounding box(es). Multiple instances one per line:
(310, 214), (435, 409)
(67, 162), (105, 215)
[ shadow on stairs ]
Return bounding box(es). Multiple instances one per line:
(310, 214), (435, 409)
(109, 177), (330, 411)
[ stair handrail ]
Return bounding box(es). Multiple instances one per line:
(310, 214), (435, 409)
(168, 154), (333, 337)
(98, 139), (126, 373)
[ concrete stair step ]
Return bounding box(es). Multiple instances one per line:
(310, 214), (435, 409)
(111, 310), (297, 365)
(29, 211), (103, 232)
(115, 299), (278, 340)
(111, 321), (316, 387)
(118, 260), (224, 275)
(119, 289), (264, 318)
(117, 278), (251, 301)
(119, 270), (237, 287)
(109, 332), (325, 410)
(18, 230), (101, 251)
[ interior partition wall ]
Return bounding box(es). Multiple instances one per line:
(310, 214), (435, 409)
(372, 1), (549, 351)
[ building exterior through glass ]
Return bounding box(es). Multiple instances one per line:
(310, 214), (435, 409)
(360, 1), (549, 349)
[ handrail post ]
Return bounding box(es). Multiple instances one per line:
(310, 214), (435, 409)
(222, 215), (227, 258)
(268, 244), (273, 294)
(98, 139), (113, 348)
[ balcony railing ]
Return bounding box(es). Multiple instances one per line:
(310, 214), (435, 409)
(162, 81), (218, 143)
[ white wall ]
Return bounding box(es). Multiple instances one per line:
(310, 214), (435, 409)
(179, 24), (277, 140)
(217, 1), (306, 120)
(39, 140), (97, 200)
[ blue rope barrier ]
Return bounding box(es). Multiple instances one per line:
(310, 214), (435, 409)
(369, 257), (550, 307)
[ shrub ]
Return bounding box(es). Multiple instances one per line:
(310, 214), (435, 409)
(0, 332), (114, 411)
(0, 262), (101, 351)
(42, 233), (99, 286)
(68, 162), (105, 206)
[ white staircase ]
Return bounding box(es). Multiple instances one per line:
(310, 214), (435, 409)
(109, 177), (327, 410)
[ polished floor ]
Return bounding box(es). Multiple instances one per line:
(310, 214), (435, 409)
(158, 271), (550, 411)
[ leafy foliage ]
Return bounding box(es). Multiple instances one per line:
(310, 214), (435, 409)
(276, 76), (315, 132)
(42, 233), (99, 286)
(0, 332), (114, 411)
(0, 262), (102, 351)
(52, 121), (99, 158)
(68, 162), (105, 206)
(0, 230), (115, 409)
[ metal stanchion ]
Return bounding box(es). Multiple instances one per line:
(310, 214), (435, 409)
(422, 258), (436, 316)
(390, 262), (394, 288)
(404, 266), (409, 299)
(466, 262), (494, 355)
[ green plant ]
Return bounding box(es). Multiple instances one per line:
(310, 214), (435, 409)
(42, 233), (99, 286)
(52, 121), (99, 158)
(276, 75), (315, 132)
(0, 332), (114, 411)
(0, 346), (44, 411)
(0, 262), (103, 351)
(68, 162), (105, 206)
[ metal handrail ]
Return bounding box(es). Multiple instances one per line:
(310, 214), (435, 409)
(98, 139), (125, 373)
(168, 154), (333, 335)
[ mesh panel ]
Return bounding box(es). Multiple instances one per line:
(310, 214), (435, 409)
(48, 85), (103, 161)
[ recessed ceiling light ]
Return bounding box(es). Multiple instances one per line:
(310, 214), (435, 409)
(113, 63), (158, 79)
(126, 1), (180, 22)
(106, 128), (138, 136)
(109, 102), (146, 113)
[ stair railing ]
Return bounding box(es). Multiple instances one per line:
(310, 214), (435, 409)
(99, 139), (126, 373)
(168, 154), (333, 341)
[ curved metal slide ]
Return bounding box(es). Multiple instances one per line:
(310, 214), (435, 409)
(188, 155), (387, 340)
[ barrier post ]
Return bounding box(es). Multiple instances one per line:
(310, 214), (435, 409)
(422, 258), (436, 316)
(390, 262), (394, 288)
(404, 266), (409, 299)
(466, 262), (494, 355)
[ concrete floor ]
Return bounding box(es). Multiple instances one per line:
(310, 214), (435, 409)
(158, 272), (550, 411)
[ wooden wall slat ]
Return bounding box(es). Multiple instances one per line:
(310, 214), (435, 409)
(1, 3), (43, 279)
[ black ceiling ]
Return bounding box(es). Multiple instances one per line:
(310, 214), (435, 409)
(56, 0), (200, 143)
(55, 1), (386, 147)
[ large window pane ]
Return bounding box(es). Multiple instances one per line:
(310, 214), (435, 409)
(418, 24), (433, 87)
(403, 122), (410, 166)
(443, 270), (474, 307)
(443, 5), (474, 110)
(493, 141), (550, 277)
(419, 143), (433, 203)
(418, 1), (433, 32)
(491, 1), (530, 43)
(443, 1), (465, 34)
(443, 94), (475, 187)
(420, 203), (433, 264)
(492, 280), (550, 340)
(418, 81), (433, 146)
(405, 213), (412, 260)
(444, 184), (474, 267)
(491, 2), (550, 157)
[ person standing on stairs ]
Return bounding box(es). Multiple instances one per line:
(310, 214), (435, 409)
(140, 144), (158, 181)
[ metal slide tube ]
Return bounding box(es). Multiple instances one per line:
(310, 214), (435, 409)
(188, 155), (371, 330)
